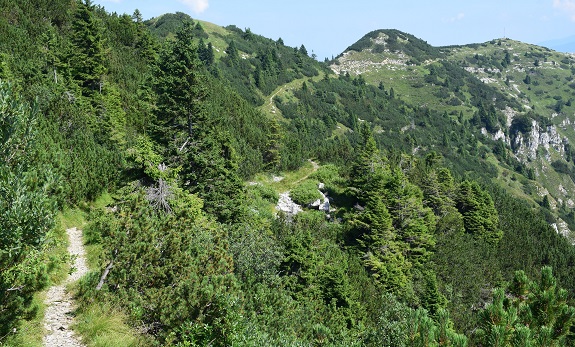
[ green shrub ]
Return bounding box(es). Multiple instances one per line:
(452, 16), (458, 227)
(81, 185), (241, 345)
(290, 180), (322, 205)
(248, 183), (279, 203)
(309, 164), (340, 184)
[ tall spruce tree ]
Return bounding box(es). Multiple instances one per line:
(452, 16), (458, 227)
(349, 124), (411, 292)
(70, 0), (107, 95)
(383, 169), (436, 266)
(154, 21), (244, 222)
(154, 21), (207, 153)
(456, 180), (502, 243)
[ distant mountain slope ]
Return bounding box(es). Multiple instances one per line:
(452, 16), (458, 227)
(332, 31), (575, 241)
(141, 15), (575, 242)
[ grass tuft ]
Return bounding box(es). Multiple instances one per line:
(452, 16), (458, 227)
(0, 293), (46, 347)
(74, 302), (147, 347)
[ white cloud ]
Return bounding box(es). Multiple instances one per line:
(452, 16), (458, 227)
(554, 0), (575, 20)
(443, 12), (465, 23)
(178, 0), (209, 13)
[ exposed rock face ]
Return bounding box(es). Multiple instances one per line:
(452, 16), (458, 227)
(276, 182), (332, 220)
(276, 192), (302, 217)
(481, 128), (507, 143)
(552, 218), (575, 245)
(513, 121), (565, 162)
(310, 190), (330, 212)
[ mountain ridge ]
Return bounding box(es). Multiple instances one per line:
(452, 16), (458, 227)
(139, 12), (575, 242)
(327, 29), (575, 241)
(3, 3), (575, 344)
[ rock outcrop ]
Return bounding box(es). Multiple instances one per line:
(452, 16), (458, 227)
(276, 192), (302, 218)
(513, 121), (565, 162)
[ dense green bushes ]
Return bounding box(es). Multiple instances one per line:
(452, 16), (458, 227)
(81, 185), (240, 345)
(0, 82), (56, 334)
(3, 1), (575, 345)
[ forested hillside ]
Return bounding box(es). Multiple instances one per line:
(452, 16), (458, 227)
(2, 1), (575, 346)
(333, 30), (575, 242)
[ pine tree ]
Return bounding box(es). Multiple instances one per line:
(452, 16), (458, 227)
(154, 22), (244, 222)
(384, 169), (436, 265)
(133, 10), (158, 64)
(456, 180), (502, 243)
(93, 185), (240, 345)
(198, 38), (215, 66)
(154, 21), (207, 155)
(349, 122), (387, 203)
(349, 124), (411, 292)
(264, 118), (282, 170)
(359, 193), (411, 292)
(225, 40), (240, 64)
(476, 267), (575, 346)
(70, 0), (108, 95)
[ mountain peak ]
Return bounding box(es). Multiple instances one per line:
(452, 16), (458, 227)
(340, 29), (441, 62)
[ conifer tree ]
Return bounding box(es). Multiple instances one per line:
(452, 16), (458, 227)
(476, 267), (575, 346)
(154, 21), (244, 222)
(198, 38), (213, 66)
(383, 168), (436, 265)
(70, 0), (108, 95)
(349, 124), (411, 292)
(349, 122), (386, 202)
(456, 180), (502, 243)
(154, 21), (207, 152)
(225, 40), (240, 64)
(264, 118), (282, 170)
(358, 191), (411, 292)
(133, 10), (158, 64)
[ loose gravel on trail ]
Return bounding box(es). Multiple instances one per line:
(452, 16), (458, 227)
(43, 227), (88, 347)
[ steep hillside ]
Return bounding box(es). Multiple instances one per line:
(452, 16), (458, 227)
(4, 3), (575, 346)
(331, 30), (575, 242)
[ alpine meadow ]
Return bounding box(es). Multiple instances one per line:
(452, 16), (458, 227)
(5, 1), (575, 346)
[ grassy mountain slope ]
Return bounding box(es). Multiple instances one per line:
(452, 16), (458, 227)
(146, 19), (575, 242)
(4, 3), (575, 345)
(331, 30), (575, 241)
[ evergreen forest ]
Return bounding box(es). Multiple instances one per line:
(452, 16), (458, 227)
(3, 1), (575, 346)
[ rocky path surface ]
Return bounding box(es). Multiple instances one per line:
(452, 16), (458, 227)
(43, 227), (88, 347)
(276, 160), (321, 217)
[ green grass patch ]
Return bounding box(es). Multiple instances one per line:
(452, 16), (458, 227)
(92, 191), (114, 210)
(253, 160), (319, 193)
(74, 302), (148, 347)
(44, 226), (70, 285)
(50, 206), (89, 283)
(0, 293), (46, 347)
(59, 207), (87, 231)
(84, 243), (104, 270)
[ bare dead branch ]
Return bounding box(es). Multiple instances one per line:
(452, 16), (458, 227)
(96, 260), (114, 291)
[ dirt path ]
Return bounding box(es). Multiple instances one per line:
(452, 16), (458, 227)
(293, 159), (320, 185)
(276, 159), (321, 216)
(268, 86), (284, 107)
(43, 227), (88, 347)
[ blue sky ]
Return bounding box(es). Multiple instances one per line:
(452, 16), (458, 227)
(94, 0), (575, 60)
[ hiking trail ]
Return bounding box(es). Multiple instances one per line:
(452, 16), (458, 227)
(43, 227), (88, 347)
